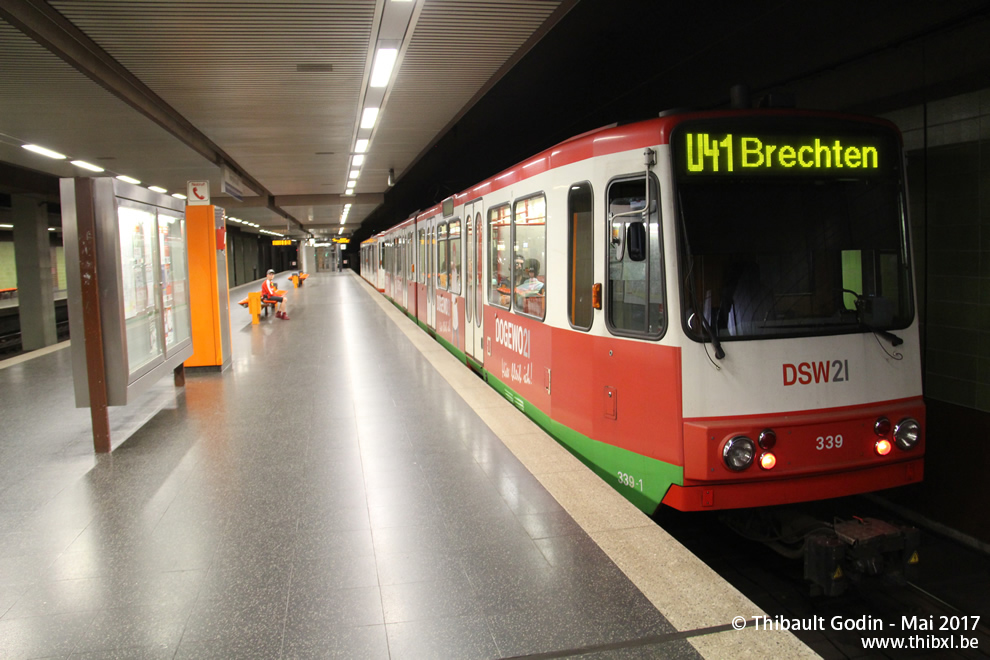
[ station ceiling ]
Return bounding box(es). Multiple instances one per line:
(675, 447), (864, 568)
(1, 1), (989, 246)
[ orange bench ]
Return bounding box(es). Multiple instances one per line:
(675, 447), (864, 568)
(289, 272), (309, 288)
(0, 288), (16, 299)
(238, 289), (286, 324)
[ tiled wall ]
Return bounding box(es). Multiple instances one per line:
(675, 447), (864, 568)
(0, 238), (68, 292)
(0, 241), (14, 289)
(884, 89), (990, 412)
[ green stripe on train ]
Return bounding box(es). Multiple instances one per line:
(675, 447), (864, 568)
(484, 371), (683, 514)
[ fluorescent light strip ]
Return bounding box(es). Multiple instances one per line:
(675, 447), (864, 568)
(351, 155), (365, 167)
(148, 186), (167, 194)
(360, 107), (379, 129)
(116, 175), (141, 185)
(71, 160), (104, 172)
(370, 48), (398, 88)
(349, 170), (360, 179)
(172, 193), (187, 200)
(354, 139), (369, 153)
(22, 144), (66, 159)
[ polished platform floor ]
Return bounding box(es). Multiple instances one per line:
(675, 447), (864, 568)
(0, 271), (811, 659)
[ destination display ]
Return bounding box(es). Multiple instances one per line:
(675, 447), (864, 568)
(675, 122), (896, 177)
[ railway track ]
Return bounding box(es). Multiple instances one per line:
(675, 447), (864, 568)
(656, 496), (990, 658)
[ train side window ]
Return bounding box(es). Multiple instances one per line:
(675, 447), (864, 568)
(513, 194), (547, 319)
(568, 182), (594, 330)
(449, 219), (461, 295)
(488, 205), (511, 308)
(437, 222), (449, 290)
(606, 175), (665, 339)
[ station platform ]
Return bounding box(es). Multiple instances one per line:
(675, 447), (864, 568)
(0, 271), (814, 659)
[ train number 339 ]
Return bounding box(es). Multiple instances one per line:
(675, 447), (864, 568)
(816, 434), (843, 450)
(617, 471), (644, 491)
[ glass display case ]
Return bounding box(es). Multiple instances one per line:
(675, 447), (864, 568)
(61, 178), (193, 407)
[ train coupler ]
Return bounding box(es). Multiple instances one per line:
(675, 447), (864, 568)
(805, 517), (920, 596)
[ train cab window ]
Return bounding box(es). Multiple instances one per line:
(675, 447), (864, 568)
(488, 205), (511, 308)
(449, 219), (461, 295)
(568, 182), (594, 330)
(437, 222), (449, 290)
(606, 175), (665, 338)
(513, 195), (547, 319)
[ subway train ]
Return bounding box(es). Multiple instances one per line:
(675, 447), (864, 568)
(360, 107), (925, 523)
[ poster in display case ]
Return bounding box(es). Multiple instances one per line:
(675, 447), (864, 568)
(61, 178), (193, 407)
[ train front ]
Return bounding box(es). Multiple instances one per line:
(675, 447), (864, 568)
(663, 113), (924, 513)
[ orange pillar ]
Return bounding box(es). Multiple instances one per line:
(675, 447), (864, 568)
(185, 205), (232, 369)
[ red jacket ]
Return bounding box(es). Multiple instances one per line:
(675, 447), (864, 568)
(262, 279), (278, 298)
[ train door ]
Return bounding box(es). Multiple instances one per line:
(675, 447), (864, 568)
(417, 223), (427, 323)
(463, 199), (484, 364)
(402, 230), (416, 312)
(426, 216), (436, 329)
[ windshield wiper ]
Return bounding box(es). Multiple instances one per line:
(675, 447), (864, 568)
(841, 289), (903, 347)
(679, 194), (724, 360)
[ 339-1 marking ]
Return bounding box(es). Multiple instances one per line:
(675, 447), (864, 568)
(617, 471), (643, 491)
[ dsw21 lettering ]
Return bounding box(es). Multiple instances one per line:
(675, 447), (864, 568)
(783, 360), (850, 386)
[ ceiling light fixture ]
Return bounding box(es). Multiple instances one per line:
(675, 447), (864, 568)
(351, 155), (365, 167)
(349, 170), (360, 179)
(148, 186), (167, 194)
(71, 160), (104, 172)
(172, 193), (187, 200)
(360, 107), (379, 129)
(116, 175), (141, 185)
(369, 48), (398, 88)
(354, 139), (369, 153)
(22, 144), (66, 159)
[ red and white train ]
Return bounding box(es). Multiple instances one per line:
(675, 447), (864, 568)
(361, 108), (924, 516)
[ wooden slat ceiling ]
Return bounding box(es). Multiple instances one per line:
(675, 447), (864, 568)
(0, 0), (568, 237)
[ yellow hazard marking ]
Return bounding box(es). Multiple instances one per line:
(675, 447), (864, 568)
(832, 566), (844, 580)
(908, 551), (919, 565)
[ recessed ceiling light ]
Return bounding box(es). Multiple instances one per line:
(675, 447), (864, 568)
(370, 48), (398, 88)
(23, 144), (66, 159)
(116, 175), (141, 185)
(172, 193), (187, 200)
(71, 160), (104, 172)
(355, 139), (369, 153)
(360, 107), (379, 129)
(148, 186), (167, 193)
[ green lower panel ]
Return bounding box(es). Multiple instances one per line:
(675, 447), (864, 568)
(435, 334), (467, 365)
(484, 372), (683, 514)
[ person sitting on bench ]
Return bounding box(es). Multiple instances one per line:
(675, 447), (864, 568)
(262, 269), (290, 320)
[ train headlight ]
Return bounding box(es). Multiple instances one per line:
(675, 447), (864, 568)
(723, 436), (755, 471)
(759, 452), (777, 470)
(875, 438), (893, 456)
(893, 418), (921, 450)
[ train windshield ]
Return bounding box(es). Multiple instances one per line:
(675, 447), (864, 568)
(672, 119), (913, 342)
